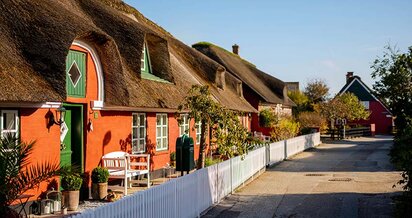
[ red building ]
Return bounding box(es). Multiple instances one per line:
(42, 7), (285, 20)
(338, 72), (393, 134)
(0, 0), (256, 201)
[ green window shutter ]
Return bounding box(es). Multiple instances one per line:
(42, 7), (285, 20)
(66, 50), (86, 97)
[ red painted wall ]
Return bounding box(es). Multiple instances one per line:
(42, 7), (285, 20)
(18, 108), (61, 202)
(350, 101), (393, 134)
(13, 44), (213, 201)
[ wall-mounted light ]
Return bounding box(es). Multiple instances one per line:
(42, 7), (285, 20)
(48, 106), (66, 127)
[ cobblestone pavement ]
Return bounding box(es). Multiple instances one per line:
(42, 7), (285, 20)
(202, 136), (402, 218)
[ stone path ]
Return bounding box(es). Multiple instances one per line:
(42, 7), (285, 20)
(202, 136), (402, 218)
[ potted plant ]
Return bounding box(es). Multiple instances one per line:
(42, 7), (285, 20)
(91, 167), (109, 200)
(61, 174), (83, 211)
(170, 152), (176, 167)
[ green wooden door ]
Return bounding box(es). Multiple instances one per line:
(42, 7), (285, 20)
(60, 110), (72, 168)
(66, 50), (86, 97)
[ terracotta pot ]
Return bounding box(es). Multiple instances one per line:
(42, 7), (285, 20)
(92, 182), (108, 200)
(63, 190), (79, 211)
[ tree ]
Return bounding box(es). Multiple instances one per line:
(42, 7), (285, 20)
(371, 46), (412, 133)
(338, 92), (370, 121)
(178, 85), (249, 168)
(371, 46), (412, 215)
(288, 90), (311, 116)
(0, 135), (67, 216)
(317, 93), (370, 128)
(304, 79), (330, 103)
(214, 110), (249, 159)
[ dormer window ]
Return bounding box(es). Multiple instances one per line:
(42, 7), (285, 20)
(140, 42), (169, 83)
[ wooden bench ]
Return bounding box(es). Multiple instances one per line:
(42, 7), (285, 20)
(254, 131), (271, 143)
(101, 151), (150, 195)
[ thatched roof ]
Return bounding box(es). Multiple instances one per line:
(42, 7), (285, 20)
(0, 0), (256, 112)
(193, 43), (295, 107)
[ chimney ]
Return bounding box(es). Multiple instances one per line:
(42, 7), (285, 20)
(232, 44), (239, 55)
(346, 72), (354, 83)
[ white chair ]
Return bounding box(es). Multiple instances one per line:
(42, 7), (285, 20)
(101, 151), (150, 195)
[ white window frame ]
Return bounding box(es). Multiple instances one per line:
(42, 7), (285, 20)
(0, 110), (19, 138)
(195, 120), (201, 145)
(132, 113), (146, 154)
(179, 114), (190, 136)
(141, 43), (146, 71)
(156, 114), (168, 151)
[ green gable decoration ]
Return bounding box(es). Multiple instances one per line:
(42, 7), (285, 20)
(66, 50), (86, 97)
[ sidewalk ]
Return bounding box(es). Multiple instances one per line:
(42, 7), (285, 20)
(203, 136), (402, 218)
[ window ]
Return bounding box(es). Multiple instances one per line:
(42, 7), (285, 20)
(156, 114), (168, 151)
(0, 110), (19, 138)
(195, 120), (201, 145)
(140, 42), (170, 83)
(132, 113), (146, 154)
(179, 114), (190, 136)
(66, 50), (86, 97)
(361, 101), (370, 110)
(140, 44), (146, 71)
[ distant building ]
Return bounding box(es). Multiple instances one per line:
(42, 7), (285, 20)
(338, 72), (393, 134)
(193, 43), (295, 136)
(286, 82), (300, 92)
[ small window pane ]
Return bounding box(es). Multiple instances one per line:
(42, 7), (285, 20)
(162, 115), (167, 125)
(139, 128), (145, 138)
(3, 113), (16, 130)
(162, 127), (167, 136)
(139, 115), (145, 126)
(132, 114), (138, 126)
(139, 139), (145, 145)
(132, 128), (138, 139)
(157, 116), (161, 125)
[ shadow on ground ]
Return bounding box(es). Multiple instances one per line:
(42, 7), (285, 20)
(203, 191), (401, 218)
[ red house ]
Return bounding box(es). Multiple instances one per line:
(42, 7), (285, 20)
(338, 72), (393, 134)
(0, 0), (256, 201)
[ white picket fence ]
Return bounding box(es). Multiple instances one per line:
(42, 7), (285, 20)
(71, 132), (320, 218)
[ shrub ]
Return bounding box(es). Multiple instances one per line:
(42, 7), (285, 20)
(62, 174), (83, 191)
(259, 109), (277, 127)
(297, 111), (327, 132)
(170, 151), (176, 162)
(91, 167), (109, 184)
(391, 126), (412, 192)
(271, 117), (300, 141)
(170, 152), (176, 167)
(204, 157), (221, 167)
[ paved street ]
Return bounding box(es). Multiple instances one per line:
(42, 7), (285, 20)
(202, 136), (402, 218)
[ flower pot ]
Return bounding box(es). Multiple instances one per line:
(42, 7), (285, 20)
(92, 182), (108, 200)
(62, 190), (79, 211)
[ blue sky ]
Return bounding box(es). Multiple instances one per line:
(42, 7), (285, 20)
(125, 0), (412, 95)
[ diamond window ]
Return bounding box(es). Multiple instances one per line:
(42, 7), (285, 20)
(68, 61), (82, 87)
